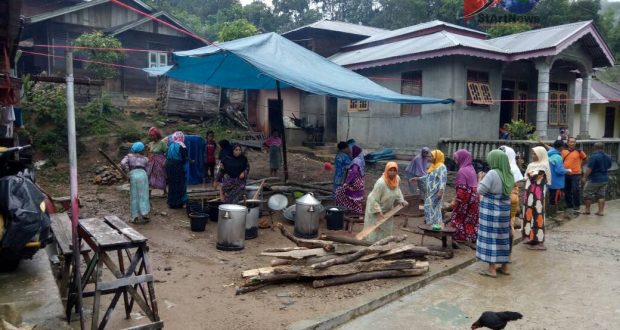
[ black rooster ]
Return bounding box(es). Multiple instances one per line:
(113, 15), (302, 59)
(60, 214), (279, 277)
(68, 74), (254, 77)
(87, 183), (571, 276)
(471, 311), (523, 330)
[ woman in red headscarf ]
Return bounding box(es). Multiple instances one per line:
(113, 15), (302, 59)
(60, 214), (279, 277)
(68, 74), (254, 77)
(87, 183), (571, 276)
(147, 127), (167, 194)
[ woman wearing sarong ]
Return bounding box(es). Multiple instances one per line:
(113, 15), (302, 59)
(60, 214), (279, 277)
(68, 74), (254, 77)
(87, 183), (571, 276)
(263, 130), (282, 177)
(120, 142), (151, 223)
(147, 127), (167, 194)
(476, 150), (514, 278)
(413, 150), (447, 225)
(449, 149), (479, 243)
(522, 146), (551, 251)
(363, 162), (408, 242)
(166, 131), (188, 209)
(335, 146), (365, 215)
(217, 144), (250, 203)
(405, 147), (430, 197)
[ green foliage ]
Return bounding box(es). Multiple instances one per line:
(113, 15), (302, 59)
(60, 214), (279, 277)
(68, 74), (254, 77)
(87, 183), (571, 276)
(118, 126), (144, 143)
(21, 75), (120, 159)
(73, 32), (125, 80)
(506, 120), (536, 140)
(486, 23), (532, 38)
(218, 19), (258, 41)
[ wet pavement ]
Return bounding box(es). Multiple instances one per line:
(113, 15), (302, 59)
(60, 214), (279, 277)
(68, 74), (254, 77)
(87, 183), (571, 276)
(0, 248), (69, 329)
(339, 201), (620, 330)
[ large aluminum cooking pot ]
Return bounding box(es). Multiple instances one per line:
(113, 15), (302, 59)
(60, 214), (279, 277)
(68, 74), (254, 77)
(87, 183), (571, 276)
(294, 193), (321, 238)
(245, 206), (260, 240)
(216, 204), (247, 251)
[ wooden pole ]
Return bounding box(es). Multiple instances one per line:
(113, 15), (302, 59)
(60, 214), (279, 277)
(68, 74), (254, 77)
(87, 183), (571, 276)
(98, 148), (129, 180)
(276, 81), (289, 182)
(65, 50), (85, 329)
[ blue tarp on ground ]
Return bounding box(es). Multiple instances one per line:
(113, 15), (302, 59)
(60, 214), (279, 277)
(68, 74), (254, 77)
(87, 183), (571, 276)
(144, 33), (453, 104)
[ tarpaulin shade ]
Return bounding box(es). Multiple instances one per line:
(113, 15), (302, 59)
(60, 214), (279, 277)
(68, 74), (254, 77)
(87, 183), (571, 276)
(145, 32), (453, 104)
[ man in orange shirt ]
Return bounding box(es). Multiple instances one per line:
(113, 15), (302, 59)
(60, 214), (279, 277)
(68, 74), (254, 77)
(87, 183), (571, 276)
(562, 137), (587, 212)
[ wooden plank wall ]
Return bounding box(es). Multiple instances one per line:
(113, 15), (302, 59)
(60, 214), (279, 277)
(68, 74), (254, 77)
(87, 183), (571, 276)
(157, 77), (221, 117)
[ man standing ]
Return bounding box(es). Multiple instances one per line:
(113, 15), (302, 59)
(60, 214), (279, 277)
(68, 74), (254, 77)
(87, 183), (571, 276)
(562, 137), (587, 212)
(548, 140), (571, 208)
(582, 142), (612, 216)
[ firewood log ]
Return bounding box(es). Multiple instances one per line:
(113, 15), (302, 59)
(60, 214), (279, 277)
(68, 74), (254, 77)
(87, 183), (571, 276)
(311, 268), (429, 288)
(275, 223), (335, 251)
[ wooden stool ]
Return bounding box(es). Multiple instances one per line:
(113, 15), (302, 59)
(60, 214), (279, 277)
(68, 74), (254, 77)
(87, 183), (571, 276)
(417, 224), (457, 251)
(49, 213), (91, 301)
(67, 215), (162, 330)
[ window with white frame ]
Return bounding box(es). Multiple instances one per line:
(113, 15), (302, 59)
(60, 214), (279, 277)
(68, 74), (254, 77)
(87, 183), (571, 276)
(348, 99), (369, 112)
(148, 51), (168, 68)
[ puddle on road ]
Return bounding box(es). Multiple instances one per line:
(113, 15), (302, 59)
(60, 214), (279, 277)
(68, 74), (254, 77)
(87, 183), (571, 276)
(421, 301), (471, 327)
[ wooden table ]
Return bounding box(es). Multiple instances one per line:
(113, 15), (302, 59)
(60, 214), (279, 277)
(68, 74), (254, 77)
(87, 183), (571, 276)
(417, 224), (457, 250)
(66, 215), (162, 330)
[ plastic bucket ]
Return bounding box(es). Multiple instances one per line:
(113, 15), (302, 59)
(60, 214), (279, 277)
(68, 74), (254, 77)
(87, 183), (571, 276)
(208, 201), (223, 222)
(189, 212), (208, 232)
(187, 200), (208, 216)
(325, 207), (346, 230)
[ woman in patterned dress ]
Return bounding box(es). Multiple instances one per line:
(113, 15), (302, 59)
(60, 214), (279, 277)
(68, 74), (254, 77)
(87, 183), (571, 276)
(217, 144), (250, 204)
(335, 146), (365, 215)
(413, 150), (447, 225)
(522, 146), (551, 251)
(147, 127), (167, 194)
(121, 142), (151, 223)
(449, 149), (479, 243)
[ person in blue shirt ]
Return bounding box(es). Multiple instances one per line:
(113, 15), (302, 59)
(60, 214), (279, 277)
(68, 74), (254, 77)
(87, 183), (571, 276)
(582, 142), (612, 215)
(548, 140), (571, 207)
(333, 141), (352, 196)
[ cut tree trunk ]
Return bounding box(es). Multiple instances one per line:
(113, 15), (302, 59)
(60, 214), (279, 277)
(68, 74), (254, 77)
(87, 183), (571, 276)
(320, 234), (372, 246)
(272, 259), (417, 278)
(264, 247), (309, 252)
(276, 223), (334, 251)
(260, 248), (328, 260)
(312, 268), (429, 288)
(310, 235), (405, 270)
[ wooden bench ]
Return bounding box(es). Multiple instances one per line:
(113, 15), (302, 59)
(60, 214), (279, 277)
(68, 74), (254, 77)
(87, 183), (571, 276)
(49, 213), (91, 299)
(66, 215), (162, 329)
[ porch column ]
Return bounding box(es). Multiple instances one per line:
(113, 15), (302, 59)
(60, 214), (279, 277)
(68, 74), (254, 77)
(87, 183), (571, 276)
(535, 61), (551, 139)
(578, 73), (592, 139)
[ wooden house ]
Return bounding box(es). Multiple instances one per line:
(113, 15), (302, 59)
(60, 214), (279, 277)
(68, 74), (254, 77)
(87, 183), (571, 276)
(18, 0), (205, 96)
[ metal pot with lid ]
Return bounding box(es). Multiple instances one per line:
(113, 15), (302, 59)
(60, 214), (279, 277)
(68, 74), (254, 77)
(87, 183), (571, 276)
(216, 204), (248, 251)
(294, 193), (322, 238)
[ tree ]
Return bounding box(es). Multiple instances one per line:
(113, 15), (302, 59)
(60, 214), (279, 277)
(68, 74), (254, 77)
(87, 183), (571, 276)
(73, 32), (125, 80)
(243, 1), (281, 32)
(218, 18), (258, 41)
(486, 23), (532, 38)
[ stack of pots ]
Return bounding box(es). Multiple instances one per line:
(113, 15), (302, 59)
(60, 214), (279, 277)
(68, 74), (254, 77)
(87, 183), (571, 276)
(216, 204), (248, 251)
(294, 193), (322, 239)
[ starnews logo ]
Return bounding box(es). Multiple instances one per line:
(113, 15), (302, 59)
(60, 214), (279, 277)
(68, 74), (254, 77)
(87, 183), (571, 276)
(464, 0), (542, 26)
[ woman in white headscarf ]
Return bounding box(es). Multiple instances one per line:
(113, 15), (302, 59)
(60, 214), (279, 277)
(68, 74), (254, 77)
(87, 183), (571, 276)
(500, 146), (525, 253)
(522, 146), (551, 251)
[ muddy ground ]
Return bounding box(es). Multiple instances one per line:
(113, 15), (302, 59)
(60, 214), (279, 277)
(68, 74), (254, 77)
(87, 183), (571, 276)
(38, 139), (464, 330)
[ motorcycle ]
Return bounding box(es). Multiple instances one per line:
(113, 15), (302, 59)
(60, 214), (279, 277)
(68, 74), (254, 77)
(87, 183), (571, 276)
(0, 145), (52, 271)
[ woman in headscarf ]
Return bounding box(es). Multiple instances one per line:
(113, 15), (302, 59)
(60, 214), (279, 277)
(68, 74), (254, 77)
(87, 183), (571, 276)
(522, 146), (551, 251)
(406, 147), (430, 197)
(413, 150), (448, 225)
(217, 144), (250, 203)
(363, 162), (408, 242)
(500, 146), (525, 236)
(120, 142), (151, 223)
(448, 149), (479, 243)
(147, 127), (167, 194)
(166, 131), (188, 209)
(263, 129), (282, 177)
(333, 141), (352, 196)
(476, 150), (514, 278)
(335, 145), (365, 216)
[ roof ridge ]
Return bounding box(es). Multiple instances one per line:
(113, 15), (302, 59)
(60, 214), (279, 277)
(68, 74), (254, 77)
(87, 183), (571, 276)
(489, 20), (592, 41)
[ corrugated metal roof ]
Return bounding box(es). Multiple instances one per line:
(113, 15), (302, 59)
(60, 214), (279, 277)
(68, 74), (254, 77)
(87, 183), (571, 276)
(283, 19), (387, 37)
(348, 20), (488, 47)
(487, 21), (592, 53)
(330, 31), (505, 66)
(574, 78), (610, 104)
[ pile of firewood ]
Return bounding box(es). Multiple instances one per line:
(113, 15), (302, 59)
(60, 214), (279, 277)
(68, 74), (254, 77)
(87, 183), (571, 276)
(236, 224), (453, 294)
(93, 165), (124, 185)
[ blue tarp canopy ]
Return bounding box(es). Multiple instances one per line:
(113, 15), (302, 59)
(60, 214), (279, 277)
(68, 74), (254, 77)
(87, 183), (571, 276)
(145, 32), (453, 104)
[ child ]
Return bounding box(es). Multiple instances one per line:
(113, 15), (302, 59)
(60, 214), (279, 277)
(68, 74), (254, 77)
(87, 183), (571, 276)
(204, 131), (217, 183)
(263, 129), (282, 177)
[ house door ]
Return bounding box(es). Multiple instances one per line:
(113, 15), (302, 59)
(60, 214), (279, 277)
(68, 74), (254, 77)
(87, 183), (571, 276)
(604, 107), (615, 137)
(500, 90), (514, 127)
(268, 99), (284, 134)
(324, 97), (338, 142)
